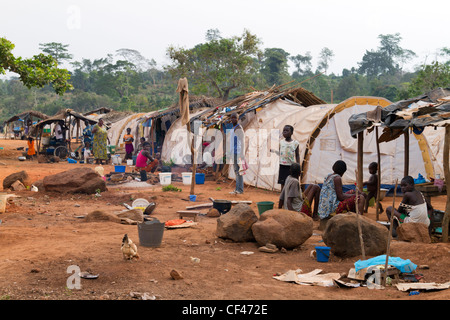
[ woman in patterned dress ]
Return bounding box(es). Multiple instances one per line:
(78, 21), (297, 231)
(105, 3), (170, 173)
(92, 118), (109, 165)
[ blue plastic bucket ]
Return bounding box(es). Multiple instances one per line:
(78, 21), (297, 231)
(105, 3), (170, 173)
(315, 246), (331, 262)
(189, 195), (197, 202)
(195, 173), (205, 184)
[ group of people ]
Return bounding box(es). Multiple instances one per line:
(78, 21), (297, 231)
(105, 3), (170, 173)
(229, 114), (432, 233)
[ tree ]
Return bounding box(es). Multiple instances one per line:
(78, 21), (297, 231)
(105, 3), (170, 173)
(260, 48), (291, 86)
(165, 29), (262, 101)
(290, 52), (312, 77)
(317, 47), (334, 74)
(39, 42), (73, 64)
(407, 61), (450, 97)
(1, 37), (72, 95)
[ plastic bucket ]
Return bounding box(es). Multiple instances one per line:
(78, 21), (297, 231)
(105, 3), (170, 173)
(159, 172), (172, 185)
(189, 195), (197, 202)
(132, 155), (137, 165)
(213, 200), (232, 214)
(0, 193), (7, 213)
(137, 219), (165, 247)
(257, 201), (274, 215)
(195, 173), (205, 184)
(315, 246), (331, 262)
(182, 172), (192, 185)
(126, 159), (133, 166)
(67, 158), (77, 164)
(112, 155), (121, 165)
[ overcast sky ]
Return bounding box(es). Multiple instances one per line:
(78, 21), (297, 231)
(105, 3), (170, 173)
(2, 0), (449, 76)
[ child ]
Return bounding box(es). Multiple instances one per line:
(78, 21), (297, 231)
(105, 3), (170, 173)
(363, 162), (383, 213)
(278, 163), (321, 219)
(272, 125), (299, 191)
(123, 128), (134, 161)
(385, 176), (431, 235)
(83, 141), (92, 164)
(27, 137), (36, 160)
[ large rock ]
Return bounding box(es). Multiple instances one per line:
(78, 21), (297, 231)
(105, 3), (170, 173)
(43, 167), (107, 194)
(3, 171), (31, 190)
(216, 203), (258, 242)
(322, 213), (389, 258)
(251, 209), (313, 249)
(397, 223), (431, 243)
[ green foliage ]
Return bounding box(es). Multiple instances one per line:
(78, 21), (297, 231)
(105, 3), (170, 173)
(162, 184), (182, 192)
(407, 62), (450, 97)
(0, 37), (73, 95)
(165, 29), (263, 101)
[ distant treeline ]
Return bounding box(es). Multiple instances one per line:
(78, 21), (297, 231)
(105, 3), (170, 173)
(1, 31), (449, 123)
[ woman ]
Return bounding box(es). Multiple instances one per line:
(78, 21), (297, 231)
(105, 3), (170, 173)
(123, 128), (134, 161)
(318, 160), (366, 219)
(92, 118), (109, 165)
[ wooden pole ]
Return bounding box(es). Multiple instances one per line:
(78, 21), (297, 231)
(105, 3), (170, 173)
(376, 126), (381, 221)
(442, 125), (450, 242)
(357, 132), (364, 190)
(187, 121), (196, 195)
(404, 129), (409, 177)
(355, 169), (366, 260)
(384, 179), (398, 285)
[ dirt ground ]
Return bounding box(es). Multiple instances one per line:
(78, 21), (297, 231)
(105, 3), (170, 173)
(0, 138), (449, 302)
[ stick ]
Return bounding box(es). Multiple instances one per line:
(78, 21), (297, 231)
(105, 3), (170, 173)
(355, 170), (366, 260)
(384, 179), (399, 285)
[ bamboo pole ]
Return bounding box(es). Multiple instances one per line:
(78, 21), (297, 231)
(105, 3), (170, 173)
(384, 179), (399, 285)
(442, 125), (450, 242)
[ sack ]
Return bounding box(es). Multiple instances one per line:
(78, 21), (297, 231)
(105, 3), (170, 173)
(238, 158), (248, 175)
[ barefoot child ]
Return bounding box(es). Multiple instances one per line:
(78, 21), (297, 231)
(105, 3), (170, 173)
(363, 162), (383, 213)
(272, 125), (299, 191)
(27, 137), (36, 159)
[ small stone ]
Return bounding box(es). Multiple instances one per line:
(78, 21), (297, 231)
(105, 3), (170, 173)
(170, 269), (183, 280)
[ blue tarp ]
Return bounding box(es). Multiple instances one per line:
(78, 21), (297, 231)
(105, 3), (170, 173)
(354, 255), (417, 273)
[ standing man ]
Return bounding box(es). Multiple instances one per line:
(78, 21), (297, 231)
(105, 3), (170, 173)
(229, 112), (245, 194)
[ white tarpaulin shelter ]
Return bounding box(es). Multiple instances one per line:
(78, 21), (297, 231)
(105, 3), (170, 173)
(228, 96), (438, 191)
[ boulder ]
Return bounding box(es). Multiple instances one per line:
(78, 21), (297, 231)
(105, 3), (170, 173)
(397, 223), (431, 243)
(322, 213), (389, 258)
(3, 171), (31, 190)
(43, 167), (107, 194)
(216, 203), (258, 242)
(251, 209), (313, 249)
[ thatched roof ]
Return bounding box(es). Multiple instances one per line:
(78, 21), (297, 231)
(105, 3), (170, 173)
(143, 95), (223, 121)
(349, 87), (450, 142)
(4, 110), (49, 124)
(83, 107), (112, 116)
(190, 81), (326, 127)
(34, 109), (97, 127)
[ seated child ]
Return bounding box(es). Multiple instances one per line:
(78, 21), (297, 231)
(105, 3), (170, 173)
(278, 163), (321, 219)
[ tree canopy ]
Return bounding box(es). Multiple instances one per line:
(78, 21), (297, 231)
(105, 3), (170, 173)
(1, 37), (73, 95)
